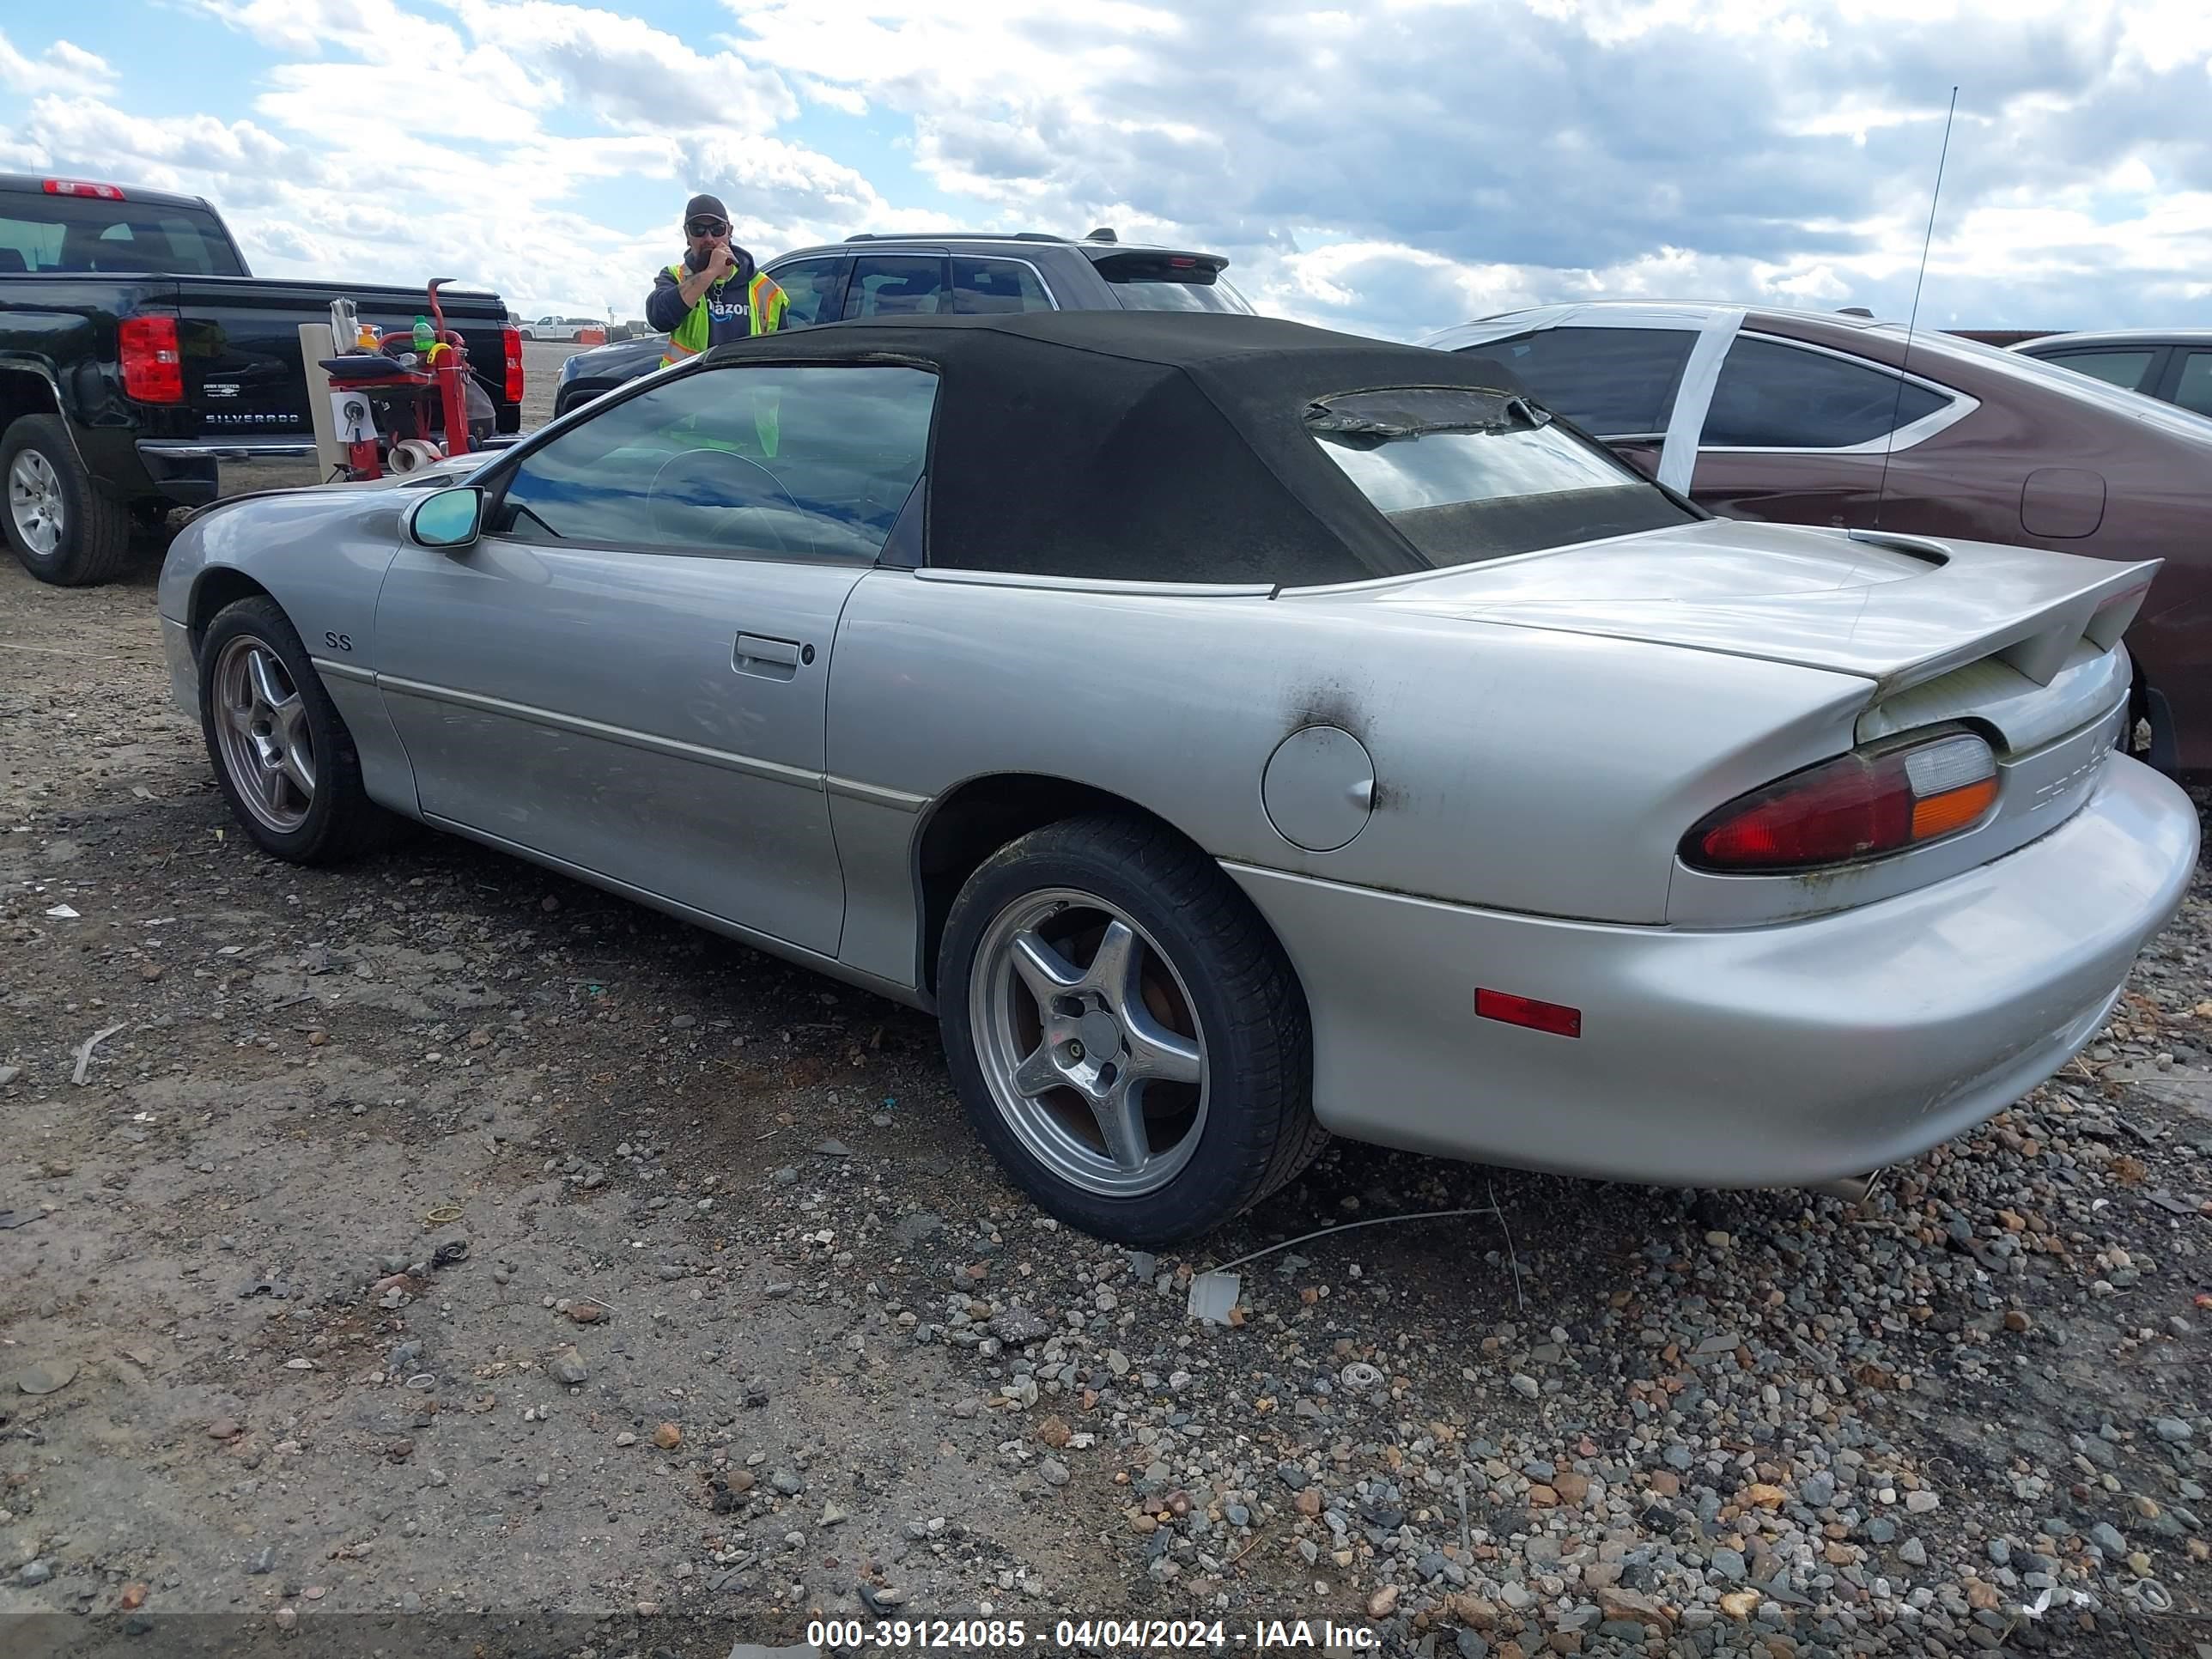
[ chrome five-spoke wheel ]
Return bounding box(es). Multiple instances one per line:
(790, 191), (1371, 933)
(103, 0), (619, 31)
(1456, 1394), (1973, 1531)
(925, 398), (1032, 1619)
(211, 635), (316, 833)
(7, 447), (64, 558)
(969, 888), (1209, 1198)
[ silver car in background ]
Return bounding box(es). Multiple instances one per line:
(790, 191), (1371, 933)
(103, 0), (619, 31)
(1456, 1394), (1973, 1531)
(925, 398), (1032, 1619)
(157, 313), (2199, 1246)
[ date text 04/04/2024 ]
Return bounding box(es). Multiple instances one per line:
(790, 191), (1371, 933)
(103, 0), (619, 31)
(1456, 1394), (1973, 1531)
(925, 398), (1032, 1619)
(802, 1618), (1378, 1650)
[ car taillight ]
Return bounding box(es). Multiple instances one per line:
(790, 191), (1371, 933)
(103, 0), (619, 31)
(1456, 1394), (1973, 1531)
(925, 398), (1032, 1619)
(502, 326), (524, 404)
(1682, 732), (1998, 873)
(118, 316), (185, 404)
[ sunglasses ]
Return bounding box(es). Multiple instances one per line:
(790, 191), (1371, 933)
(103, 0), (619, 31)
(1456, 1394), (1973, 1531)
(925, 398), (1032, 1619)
(686, 219), (730, 236)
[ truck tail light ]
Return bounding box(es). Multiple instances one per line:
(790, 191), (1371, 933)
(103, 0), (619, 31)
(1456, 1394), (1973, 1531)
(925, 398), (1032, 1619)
(44, 178), (125, 199)
(502, 326), (524, 404)
(118, 316), (185, 404)
(1682, 732), (1997, 873)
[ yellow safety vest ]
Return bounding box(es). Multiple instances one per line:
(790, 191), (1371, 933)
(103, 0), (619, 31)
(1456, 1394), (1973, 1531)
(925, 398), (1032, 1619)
(661, 264), (789, 365)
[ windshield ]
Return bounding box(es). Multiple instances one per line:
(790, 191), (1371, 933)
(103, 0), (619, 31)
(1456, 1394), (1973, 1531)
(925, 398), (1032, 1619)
(1307, 386), (1698, 568)
(0, 188), (247, 276)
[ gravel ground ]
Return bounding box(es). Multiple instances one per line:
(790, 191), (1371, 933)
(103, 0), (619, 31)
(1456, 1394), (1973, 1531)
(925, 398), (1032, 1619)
(520, 338), (581, 427)
(2, 550), (2209, 1659)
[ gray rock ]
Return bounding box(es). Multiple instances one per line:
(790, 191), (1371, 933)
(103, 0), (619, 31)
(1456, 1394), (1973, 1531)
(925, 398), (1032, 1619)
(1226, 1504), (1250, 1528)
(15, 1358), (77, 1396)
(2152, 1417), (2193, 1443)
(893, 1212), (944, 1247)
(1866, 1518), (1897, 1545)
(1664, 1443), (1695, 1472)
(1899, 1539), (1928, 1567)
(250, 1547), (276, 1575)
(991, 1306), (1052, 1346)
(1040, 1459), (1069, 1487)
(550, 1346), (587, 1386)
(771, 1468), (804, 1496)
(1711, 1548), (1747, 1580)
(1802, 1471), (1836, 1508)
(19, 1559), (52, 1585)
(812, 1140), (852, 1158)
(1510, 1373), (1540, 1400)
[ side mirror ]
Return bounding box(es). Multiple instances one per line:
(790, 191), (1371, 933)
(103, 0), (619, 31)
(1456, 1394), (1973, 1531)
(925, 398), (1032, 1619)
(409, 485), (483, 550)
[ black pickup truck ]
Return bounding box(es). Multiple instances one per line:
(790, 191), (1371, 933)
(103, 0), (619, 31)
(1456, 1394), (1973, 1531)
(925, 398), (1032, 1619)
(1, 172), (521, 585)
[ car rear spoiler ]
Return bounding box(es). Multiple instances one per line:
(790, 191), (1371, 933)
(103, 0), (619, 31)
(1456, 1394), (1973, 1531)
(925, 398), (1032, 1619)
(1086, 248), (1229, 282)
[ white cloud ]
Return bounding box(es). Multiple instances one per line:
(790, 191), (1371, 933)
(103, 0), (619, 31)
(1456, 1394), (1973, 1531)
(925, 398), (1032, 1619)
(708, 0), (2212, 331)
(5, 0), (2211, 330)
(0, 30), (118, 97)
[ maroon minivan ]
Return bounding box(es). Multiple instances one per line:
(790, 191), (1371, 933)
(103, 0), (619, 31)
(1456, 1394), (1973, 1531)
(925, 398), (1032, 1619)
(1424, 303), (2212, 771)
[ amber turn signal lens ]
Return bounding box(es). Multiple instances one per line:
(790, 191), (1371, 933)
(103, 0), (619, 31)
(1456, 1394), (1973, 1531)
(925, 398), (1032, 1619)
(1910, 775), (1999, 841)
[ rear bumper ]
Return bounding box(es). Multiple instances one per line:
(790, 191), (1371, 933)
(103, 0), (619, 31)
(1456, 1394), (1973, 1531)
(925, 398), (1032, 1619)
(137, 438), (322, 507)
(1227, 755), (2200, 1188)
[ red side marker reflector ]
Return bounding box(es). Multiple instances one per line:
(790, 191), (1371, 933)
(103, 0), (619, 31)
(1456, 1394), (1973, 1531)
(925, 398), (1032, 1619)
(1475, 988), (1582, 1039)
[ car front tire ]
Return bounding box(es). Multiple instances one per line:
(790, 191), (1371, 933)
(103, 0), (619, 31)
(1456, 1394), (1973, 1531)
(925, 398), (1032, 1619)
(2, 414), (134, 586)
(199, 596), (398, 864)
(939, 813), (1327, 1246)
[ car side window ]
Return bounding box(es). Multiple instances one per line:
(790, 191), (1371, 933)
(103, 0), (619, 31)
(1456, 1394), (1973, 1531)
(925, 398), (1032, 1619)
(1702, 336), (1948, 448)
(767, 256), (848, 328)
(491, 365), (939, 563)
(1479, 326), (1697, 436)
(2040, 348), (2157, 393)
(2172, 351), (2212, 419)
(951, 257), (1054, 314)
(842, 255), (948, 319)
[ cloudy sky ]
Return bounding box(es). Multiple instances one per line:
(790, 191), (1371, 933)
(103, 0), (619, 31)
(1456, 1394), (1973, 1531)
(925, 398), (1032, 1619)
(2, 0), (2208, 338)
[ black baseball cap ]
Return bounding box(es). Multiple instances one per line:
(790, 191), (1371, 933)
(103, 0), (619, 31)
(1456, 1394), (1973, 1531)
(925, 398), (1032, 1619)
(684, 193), (728, 227)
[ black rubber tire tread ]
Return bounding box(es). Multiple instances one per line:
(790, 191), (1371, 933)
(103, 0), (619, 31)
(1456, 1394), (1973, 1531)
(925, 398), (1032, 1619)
(198, 596), (399, 865)
(1, 414), (135, 586)
(939, 811), (1326, 1247)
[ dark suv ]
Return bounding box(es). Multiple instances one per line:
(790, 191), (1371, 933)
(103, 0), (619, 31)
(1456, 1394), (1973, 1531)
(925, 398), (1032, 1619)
(2010, 330), (2212, 421)
(552, 228), (1250, 418)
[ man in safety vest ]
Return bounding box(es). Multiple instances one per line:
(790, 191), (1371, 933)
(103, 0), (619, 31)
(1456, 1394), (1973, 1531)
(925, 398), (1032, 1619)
(644, 193), (789, 367)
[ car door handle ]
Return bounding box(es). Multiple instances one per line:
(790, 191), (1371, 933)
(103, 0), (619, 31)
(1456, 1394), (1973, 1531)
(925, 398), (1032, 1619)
(733, 633), (805, 680)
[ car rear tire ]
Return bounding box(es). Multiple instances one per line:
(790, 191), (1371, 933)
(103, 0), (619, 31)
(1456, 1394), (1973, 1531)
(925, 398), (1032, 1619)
(939, 813), (1326, 1246)
(2, 414), (135, 586)
(199, 596), (398, 864)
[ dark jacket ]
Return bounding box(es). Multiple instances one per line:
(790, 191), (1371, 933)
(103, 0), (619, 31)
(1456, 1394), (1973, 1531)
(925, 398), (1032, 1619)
(645, 252), (755, 347)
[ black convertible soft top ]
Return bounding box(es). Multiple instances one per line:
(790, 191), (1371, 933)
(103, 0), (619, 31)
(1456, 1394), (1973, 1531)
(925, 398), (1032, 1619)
(698, 312), (1677, 586)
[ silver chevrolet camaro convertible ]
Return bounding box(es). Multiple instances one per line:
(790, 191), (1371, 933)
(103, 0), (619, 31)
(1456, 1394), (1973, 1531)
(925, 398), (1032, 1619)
(159, 313), (2199, 1245)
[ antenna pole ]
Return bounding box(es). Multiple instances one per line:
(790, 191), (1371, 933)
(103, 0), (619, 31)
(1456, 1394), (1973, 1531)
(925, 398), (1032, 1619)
(1874, 84), (1959, 532)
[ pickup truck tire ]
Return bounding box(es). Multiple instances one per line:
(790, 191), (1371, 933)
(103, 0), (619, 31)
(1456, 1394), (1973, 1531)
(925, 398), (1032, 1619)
(2, 415), (135, 586)
(199, 596), (398, 864)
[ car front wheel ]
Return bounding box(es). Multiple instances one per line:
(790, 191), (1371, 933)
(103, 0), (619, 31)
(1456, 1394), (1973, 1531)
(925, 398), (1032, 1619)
(199, 596), (397, 863)
(939, 814), (1326, 1246)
